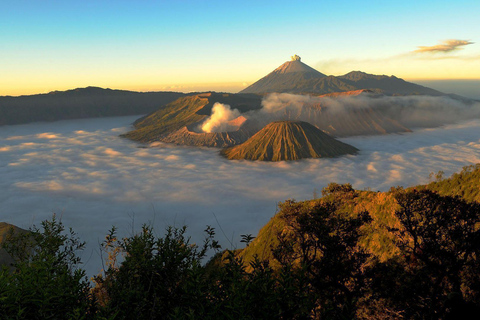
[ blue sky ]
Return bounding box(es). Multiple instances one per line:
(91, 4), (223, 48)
(1, 0), (479, 95)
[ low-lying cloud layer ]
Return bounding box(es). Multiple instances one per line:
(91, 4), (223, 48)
(414, 39), (474, 53)
(242, 93), (480, 131)
(1, 115), (480, 276)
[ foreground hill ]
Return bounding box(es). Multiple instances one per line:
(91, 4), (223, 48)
(238, 164), (480, 268)
(0, 222), (28, 269)
(240, 56), (443, 96)
(0, 87), (185, 125)
(222, 120), (358, 161)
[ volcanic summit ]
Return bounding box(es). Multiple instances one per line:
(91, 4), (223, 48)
(240, 55), (327, 94)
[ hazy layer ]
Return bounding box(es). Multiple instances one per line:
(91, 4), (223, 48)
(411, 80), (480, 100)
(1, 116), (480, 276)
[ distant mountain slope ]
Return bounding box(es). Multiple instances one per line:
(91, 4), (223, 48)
(240, 57), (444, 96)
(338, 71), (443, 96)
(0, 87), (185, 125)
(221, 121), (358, 161)
(123, 93), (262, 143)
(266, 92), (411, 137)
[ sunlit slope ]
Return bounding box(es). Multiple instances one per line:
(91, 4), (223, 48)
(237, 187), (402, 269)
(0, 87), (185, 125)
(123, 93), (262, 143)
(123, 95), (210, 142)
(222, 120), (358, 161)
(238, 164), (480, 269)
(421, 164), (480, 203)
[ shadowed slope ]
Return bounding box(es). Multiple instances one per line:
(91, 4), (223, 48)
(338, 71), (443, 96)
(222, 120), (358, 161)
(0, 87), (185, 126)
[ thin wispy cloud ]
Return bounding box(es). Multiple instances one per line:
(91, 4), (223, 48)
(414, 39), (474, 53)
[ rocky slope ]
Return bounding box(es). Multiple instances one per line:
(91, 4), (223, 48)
(221, 120), (358, 161)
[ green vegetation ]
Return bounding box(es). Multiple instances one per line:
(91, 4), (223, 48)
(0, 216), (92, 319)
(1, 165), (480, 319)
(423, 164), (480, 203)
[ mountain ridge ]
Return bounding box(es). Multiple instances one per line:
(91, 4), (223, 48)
(240, 57), (444, 96)
(0, 87), (185, 126)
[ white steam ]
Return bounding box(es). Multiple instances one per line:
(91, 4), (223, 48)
(201, 103), (241, 133)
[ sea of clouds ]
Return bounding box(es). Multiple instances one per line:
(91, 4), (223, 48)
(1, 115), (480, 277)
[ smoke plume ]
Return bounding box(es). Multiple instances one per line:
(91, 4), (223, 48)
(201, 103), (241, 133)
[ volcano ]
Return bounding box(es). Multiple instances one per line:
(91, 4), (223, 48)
(240, 56), (443, 96)
(221, 120), (358, 161)
(240, 55), (328, 94)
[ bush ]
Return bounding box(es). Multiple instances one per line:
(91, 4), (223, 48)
(0, 215), (92, 319)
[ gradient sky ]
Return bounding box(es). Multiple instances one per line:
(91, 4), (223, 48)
(1, 0), (479, 96)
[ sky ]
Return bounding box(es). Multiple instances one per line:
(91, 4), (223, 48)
(1, 113), (480, 276)
(1, 0), (479, 95)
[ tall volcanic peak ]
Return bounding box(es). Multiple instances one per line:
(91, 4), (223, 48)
(240, 55), (444, 96)
(271, 55), (326, 75)
(221, 120), (358, 161)
(240, 55), (327, 94)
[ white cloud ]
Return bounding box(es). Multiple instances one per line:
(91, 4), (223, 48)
(414, 39), (474, 53)
(0, 115), (479, 277)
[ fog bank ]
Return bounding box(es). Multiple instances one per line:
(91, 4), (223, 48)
(1, 115), (479, 276)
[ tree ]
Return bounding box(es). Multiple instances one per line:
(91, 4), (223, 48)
(374, 189), (480, 319)
(0, 215), (92, 319)
(273, 197), (372, 318)
(93, 225), (219, 319)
